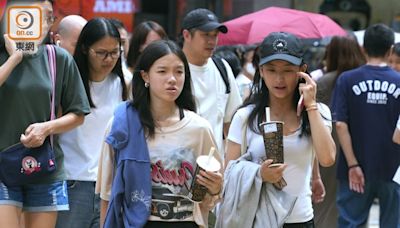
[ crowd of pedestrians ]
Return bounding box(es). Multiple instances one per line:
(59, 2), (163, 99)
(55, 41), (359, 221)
(0, 0), (399, 228)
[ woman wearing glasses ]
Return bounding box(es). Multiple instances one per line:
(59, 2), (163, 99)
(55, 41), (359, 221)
(56, 17), (128, 228)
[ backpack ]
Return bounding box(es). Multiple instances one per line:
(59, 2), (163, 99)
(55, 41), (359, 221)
(212, 56), (231, 94)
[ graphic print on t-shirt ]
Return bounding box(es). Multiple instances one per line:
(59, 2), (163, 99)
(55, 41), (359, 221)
(150, 146), (196, 220)
(351, 79), (400, 104)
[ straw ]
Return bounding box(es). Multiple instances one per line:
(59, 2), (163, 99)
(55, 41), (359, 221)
(265, 107), (271, 122)
(207, 147), (215, 165)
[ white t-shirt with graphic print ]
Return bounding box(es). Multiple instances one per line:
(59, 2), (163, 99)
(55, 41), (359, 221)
(96, 110), (221, 227)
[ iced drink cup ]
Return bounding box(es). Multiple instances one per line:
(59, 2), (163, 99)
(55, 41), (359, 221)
(260, 121), (284, 165)
(260, 121), (287, 190)
(189, 155), (221, 202)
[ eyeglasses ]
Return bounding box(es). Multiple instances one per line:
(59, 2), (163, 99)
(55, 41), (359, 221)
(89, 48), (121, 60)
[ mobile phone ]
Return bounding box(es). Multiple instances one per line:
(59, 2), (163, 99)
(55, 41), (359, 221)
(296, 78), (306, 116)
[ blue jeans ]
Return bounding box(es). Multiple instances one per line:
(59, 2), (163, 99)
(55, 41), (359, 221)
(337, 180), (400, 228)
(56, 181), (100, 228)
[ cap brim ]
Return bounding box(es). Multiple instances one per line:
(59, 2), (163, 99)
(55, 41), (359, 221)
(197, 22), (228, 33)
(259, 54), (302, 66)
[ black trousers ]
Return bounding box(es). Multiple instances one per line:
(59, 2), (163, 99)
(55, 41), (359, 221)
(284, 219), (315, 228)
(144, 221), (199, 228)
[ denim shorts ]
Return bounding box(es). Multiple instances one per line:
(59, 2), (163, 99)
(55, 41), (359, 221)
(0, 180), (69, 212)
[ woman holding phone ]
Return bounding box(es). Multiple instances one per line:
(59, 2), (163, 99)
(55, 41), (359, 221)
(221, 32), (336, 227)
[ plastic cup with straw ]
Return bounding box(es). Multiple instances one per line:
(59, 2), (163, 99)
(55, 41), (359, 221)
(260, 106), (287, 189)
(189, 147), (221, 201)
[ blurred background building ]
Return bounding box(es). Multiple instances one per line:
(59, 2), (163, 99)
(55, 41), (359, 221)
(52, 0), (400, 37)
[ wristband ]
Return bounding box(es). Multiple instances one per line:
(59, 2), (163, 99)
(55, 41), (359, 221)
(348, 164), (360, 170)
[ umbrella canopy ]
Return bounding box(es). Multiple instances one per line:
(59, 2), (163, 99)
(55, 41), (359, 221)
(218, 7), (347, 45)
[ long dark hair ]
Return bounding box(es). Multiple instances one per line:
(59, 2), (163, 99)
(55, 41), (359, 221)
(242, 52), (311, 137)
(132, 40), (196, 138)
(127, 21), (167, 68)
(74, 17), (128, 107)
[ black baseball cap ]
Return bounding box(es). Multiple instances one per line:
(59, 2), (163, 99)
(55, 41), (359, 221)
(182, 8), (228, 33)
(259, 32), (304, 66)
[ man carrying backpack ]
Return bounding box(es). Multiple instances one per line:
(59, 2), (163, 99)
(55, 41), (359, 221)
(181, 8), (242, 157)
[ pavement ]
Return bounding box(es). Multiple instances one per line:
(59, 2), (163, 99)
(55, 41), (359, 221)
(368, 202), (379, 228)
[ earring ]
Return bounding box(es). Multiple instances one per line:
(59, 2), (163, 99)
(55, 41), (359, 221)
(144, 82), (149, 88)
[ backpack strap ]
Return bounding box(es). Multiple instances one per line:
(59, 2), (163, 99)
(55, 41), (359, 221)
(212, 56), (231, 94)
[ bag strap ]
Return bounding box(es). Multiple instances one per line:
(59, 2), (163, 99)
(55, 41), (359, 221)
(46, 44), (56, 148)
(212, 56), (231, 94)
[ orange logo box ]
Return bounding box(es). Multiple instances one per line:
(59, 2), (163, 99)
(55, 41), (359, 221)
(7, 5), (42, 40)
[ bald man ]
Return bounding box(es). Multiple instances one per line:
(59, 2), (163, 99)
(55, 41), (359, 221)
(54, 15), (87, 55)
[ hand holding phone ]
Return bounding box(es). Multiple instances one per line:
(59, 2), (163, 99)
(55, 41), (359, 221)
(297, 72), (316, 112)
(297, 77), (306, 116)
(297, 95), (304, 116)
